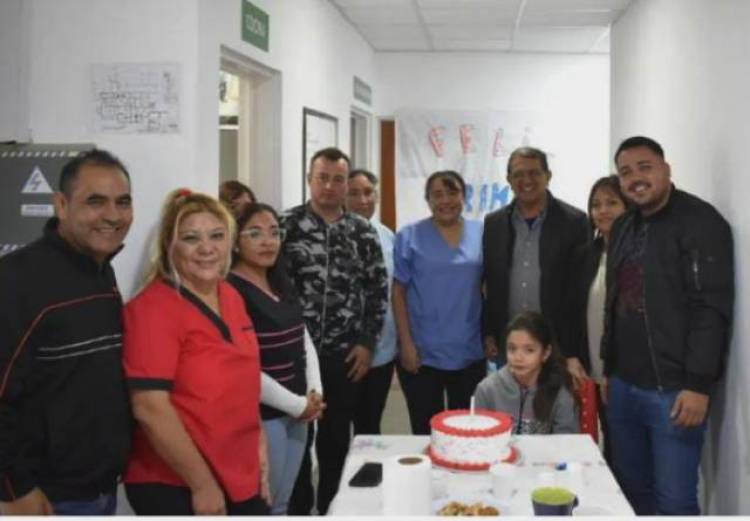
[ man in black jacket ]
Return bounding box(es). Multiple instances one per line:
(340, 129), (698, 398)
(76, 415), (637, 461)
(0, 150), (134, 515)
(483, 146), (589, 363)
(603, 136), (734, 515)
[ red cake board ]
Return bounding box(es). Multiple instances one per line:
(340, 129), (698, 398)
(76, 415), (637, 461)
(426, 444), (520, 472)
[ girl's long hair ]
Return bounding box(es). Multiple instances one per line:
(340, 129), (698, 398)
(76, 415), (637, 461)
(505, 311), (577, 423)
(232, 203), (297, 302)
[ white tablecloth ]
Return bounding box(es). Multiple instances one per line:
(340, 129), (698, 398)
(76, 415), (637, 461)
(329, 434), (634, 516)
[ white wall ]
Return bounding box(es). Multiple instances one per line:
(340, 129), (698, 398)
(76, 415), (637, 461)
(9, 0), (377, 297)
(376, 52), (610, 213)
(196, 0), (377, 210)
(0, 0), (31, 141)
(21, 0), (202, 297)
(611, 0), (750, 514)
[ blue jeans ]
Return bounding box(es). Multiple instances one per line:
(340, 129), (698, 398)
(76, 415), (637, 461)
(607, 377), (706, 515)
(53, 492), (116, 515)
(264, 416), (308, 515)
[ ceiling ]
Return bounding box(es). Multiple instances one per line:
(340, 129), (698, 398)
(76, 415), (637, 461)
(329, 0), (633, 54)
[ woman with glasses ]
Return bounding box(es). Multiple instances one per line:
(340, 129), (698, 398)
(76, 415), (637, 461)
(392, 171), (486, 434)
(227, 203), (324, 515)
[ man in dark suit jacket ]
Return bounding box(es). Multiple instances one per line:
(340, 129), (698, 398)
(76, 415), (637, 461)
(483, 147), (589, 364)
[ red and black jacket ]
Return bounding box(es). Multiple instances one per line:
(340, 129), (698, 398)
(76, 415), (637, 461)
(0, 219), (132, 502)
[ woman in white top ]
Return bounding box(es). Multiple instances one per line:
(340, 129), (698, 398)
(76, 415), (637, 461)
(564, 175), (628, 461)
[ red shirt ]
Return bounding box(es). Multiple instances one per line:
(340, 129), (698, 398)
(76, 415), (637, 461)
(122, 279), (261, 501)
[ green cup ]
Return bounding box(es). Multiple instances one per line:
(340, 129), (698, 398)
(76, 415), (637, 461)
(531, 487), (579, 516)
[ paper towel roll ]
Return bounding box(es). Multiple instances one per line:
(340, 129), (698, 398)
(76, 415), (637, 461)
(382, 454), (432, 515)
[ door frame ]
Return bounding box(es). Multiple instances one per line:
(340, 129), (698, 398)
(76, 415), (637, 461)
(219, 45), (282, 207)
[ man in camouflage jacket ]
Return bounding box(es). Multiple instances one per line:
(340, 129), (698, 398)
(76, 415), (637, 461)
(281, 147), (387, 515)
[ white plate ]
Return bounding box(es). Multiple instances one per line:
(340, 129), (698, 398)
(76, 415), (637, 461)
(433, 495), (508, 516)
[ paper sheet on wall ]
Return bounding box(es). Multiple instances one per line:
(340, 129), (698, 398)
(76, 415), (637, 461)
(91, 63), (180, 134)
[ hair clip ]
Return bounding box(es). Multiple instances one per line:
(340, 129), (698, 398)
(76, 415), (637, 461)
(176, 188), (192, 199)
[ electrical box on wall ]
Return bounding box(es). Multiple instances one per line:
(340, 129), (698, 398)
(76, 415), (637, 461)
(0, 143), (93, 257)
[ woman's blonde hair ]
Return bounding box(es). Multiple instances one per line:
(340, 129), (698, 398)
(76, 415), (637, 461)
(143, 188), (236, 287)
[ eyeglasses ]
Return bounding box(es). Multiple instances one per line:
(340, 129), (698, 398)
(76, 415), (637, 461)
(238, 228), (286, 242)
(313, 173), (347, 186)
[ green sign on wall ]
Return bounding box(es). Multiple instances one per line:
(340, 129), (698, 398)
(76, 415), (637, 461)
(241, 0), (269, 51)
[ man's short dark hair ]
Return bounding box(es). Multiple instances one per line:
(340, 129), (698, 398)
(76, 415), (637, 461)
(507, 147), (549, 175)
(348, 169), (378, 186)
(614, 136), (665, 165)
(59, 149), (130, 196)
(308, 147), (350, 173)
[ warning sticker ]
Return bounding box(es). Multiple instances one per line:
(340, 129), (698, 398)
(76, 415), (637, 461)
(22, 166), (54, 194)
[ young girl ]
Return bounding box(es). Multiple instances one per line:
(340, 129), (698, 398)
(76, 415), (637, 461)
(475, 311), (579, 434)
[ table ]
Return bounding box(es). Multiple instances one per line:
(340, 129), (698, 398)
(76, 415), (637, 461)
(329, 434), (634, 516)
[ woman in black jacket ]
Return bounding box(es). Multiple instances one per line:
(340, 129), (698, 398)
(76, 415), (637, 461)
(564, 175), (628, 460)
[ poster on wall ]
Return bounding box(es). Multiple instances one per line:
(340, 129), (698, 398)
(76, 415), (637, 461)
(302, 108), (338, 203)
(396, 108), (553, 227)
(91, 62), (180, 134)
(0, 143), (93, 257)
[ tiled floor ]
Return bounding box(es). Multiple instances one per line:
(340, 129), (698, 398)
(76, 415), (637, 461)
(380, 374), (411, 435)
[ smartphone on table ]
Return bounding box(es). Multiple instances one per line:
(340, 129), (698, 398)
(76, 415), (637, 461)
(348, 461), (383, 487)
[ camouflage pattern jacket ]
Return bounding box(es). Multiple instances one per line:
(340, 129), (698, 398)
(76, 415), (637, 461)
(281, 204), (388, 358)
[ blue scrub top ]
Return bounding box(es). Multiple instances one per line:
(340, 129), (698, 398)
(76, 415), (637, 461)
(393, 217), (484, 370)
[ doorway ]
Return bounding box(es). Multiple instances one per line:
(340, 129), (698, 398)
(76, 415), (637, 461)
(379, 119), (396, 231)
(218, 46), (282, 206)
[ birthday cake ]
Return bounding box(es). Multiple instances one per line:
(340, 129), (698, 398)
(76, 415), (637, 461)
(428, 409), (513, 471)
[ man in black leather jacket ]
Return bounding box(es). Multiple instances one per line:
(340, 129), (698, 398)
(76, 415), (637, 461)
(603, 136), (734, 515)
(482, 147), (589, 364)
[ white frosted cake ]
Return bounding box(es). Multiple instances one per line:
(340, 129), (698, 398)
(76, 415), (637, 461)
(428, 409), (513, 471)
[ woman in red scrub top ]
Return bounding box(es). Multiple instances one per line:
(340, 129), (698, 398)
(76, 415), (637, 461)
(122, 189), (269, 515)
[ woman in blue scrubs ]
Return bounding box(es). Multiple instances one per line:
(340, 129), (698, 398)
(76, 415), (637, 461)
(392, 170), (486, 434)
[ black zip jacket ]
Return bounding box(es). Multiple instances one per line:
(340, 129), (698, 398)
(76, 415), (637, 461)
(602, 187), (734, 394)
(0, 219), (132, 502)
(482, 191), (590, 362)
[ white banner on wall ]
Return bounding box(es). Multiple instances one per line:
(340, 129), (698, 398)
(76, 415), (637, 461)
(396, 108), (553, 227)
